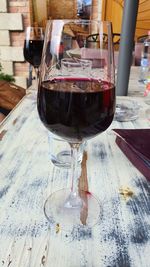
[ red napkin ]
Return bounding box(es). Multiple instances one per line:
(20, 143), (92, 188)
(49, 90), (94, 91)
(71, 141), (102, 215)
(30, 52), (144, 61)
(113, 129), (150, 181)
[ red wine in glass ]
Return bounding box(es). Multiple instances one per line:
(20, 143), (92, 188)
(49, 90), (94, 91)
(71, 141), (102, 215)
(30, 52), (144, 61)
(24, 39), (44, 68)
(38, 77), (115, 141)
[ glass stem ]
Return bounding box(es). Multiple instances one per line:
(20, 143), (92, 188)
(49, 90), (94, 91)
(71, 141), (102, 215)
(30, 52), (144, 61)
(34, 67), (39, 87)
(69, 142), (81, 198)
(63, 142), (82, 209)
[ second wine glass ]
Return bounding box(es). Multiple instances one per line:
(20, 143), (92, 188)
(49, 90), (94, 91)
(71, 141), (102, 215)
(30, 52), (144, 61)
(24, 26), (44, 82)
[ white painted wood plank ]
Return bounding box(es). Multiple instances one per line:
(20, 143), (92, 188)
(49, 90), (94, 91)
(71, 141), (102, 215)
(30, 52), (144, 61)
(0, 74), (150, 266)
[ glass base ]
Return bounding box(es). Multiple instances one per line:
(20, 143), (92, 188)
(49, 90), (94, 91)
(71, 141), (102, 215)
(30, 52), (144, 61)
(114, 98), (140, 122)
(44, 188), (101, 232)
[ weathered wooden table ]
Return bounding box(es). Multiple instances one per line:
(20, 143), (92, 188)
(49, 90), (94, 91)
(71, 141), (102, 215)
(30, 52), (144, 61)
(0, 68), (150, 267)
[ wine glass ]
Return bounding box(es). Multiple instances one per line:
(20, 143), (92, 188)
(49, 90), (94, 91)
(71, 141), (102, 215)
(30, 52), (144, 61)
(37, 20), (115, 231)
(23, 26), (44, 84)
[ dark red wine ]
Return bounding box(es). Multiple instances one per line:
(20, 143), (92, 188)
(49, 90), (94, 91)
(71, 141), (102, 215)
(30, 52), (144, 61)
(37, 78), (115, 141)
(24, 40), (44, 67)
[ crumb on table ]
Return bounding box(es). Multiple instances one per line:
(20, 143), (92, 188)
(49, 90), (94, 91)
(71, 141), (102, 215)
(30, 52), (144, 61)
(119, 187), (134, 200)
(56, 223), (60, 233)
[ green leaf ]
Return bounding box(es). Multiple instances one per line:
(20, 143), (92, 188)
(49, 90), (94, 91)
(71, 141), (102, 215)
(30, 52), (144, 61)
(0, 63), (15, 82)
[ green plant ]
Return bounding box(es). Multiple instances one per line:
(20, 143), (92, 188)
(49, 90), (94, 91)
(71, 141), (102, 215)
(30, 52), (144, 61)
(0, 63), (15, 82)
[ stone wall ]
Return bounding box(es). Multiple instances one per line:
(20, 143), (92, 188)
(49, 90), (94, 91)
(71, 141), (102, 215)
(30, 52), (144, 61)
(0, 0), (31, 88)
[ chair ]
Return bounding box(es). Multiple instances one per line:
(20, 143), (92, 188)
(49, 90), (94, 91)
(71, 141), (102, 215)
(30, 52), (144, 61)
(112, 33), (121, 45)
(112, 33), (121, 50)
(85, 33), (108, 48)
(85, 32), (121, 50)
(137, 35), (148, 43)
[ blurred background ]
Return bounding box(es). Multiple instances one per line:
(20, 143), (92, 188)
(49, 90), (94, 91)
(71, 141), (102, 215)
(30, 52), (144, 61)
(0, 0), (150, 89)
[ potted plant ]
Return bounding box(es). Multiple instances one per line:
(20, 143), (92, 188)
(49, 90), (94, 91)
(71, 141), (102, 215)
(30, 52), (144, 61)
(0, 63), (15, 82)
